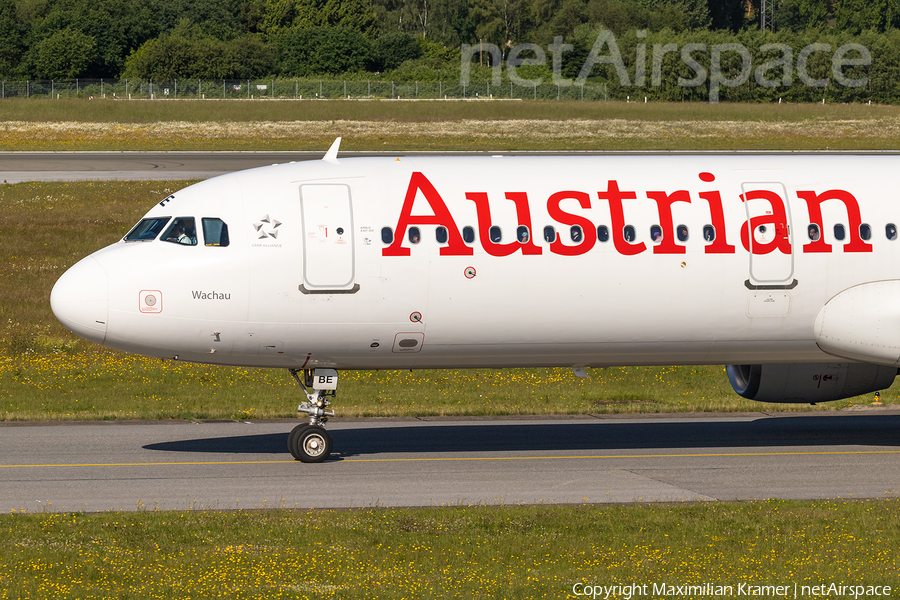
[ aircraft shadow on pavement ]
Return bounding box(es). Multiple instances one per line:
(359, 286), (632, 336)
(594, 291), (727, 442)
(143, 414), (900, 458)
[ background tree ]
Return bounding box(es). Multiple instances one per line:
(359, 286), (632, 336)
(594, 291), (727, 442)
(372, 31), (423, 70)
(469, 0), (506, 49)
(121, 19), (273, 79)
(222, 35), (275, 78)
(274, 26), (375, 75)
(834, 0), (891, 32)
(708, 0), (747, 31)
(260, 0), (377, 34)
(18, 0), (157, 78)
(371, 0), (473, 45)
(0, 0), (27, 78)
(657, 0), (711, 29)
(1, 0), (899, 92)
(34, 27), (96, 78)
(147, 0), (246, 38)
(776, 0), (828, 32)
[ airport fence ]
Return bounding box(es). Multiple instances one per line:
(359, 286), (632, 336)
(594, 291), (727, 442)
(0, 78), (612, 101)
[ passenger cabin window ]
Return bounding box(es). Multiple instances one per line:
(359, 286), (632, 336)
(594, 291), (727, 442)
(703, 225), (716, 242)
(408, 227), (421, 244)
(490, 226), (502, 243)
(650, 225), (662, 242)
(436, 226), (448, 244)
(887, 224), (898, 241)
(543, 226), (556, 243)
(463, 226), (476, 244)
(623, 225), (636, 243)
(381, 227), (393, 244)
(807, 224), (820, 242)
(162, 217), (197, 246)
(677, 225), (689, 242)
(570, 226), (582, 242)
(202, 218), (230, 247)
(860, 223), (872, 241)
(125, 217), (171, 241)
(597, 226), (609, 242)
(517, 226), (530, 243)
(834, 224), (846, 241)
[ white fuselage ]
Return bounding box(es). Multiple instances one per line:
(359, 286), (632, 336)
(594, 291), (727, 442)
(50, 154), (900, 372)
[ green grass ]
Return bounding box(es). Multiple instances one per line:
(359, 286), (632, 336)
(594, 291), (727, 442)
(1, 501), (898, 598)
(0, 358), (798, 421)
(5, 97), (900, 122)
(0, 179), (896, 421)
(3, 98), (900, 150)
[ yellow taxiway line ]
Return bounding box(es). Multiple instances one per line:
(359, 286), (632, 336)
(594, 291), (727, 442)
(2, 449), (900, 468)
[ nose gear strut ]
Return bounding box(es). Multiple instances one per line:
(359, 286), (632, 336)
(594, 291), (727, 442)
(287, 368), (337, 462)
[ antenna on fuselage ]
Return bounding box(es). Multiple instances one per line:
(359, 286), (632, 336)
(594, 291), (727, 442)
(323, 137), (342, 163)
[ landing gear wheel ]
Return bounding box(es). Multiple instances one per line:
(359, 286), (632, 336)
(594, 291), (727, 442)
(287, 424), (309, 459)
(288, 424), (332, 463)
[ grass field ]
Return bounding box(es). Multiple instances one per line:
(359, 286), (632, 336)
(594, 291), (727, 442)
(0, 179), (895, 421)
(3, 98), (900, 150)
(6, 97), (899, 123)
(2, 501), (898, 599)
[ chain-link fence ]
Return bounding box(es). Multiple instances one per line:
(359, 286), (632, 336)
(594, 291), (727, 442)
(0, 79), (611, 101)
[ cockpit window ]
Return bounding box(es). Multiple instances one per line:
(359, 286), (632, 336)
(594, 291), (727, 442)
(162, 217), (197, 246)
(124, 217), (171, 241)
(202, 218), (230, 247)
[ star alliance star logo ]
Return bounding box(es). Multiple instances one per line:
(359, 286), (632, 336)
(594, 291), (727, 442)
(253, 214), (282, 239)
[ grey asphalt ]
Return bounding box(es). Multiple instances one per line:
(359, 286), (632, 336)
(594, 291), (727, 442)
(3, 411), (900, 513)
(0, 150), (635, 183)
(0, 151), (335, 182)
(0, 150), (538, 182)
(7, 150), (900, 183)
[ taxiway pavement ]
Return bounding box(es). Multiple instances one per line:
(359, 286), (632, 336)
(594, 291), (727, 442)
(7, 151), (899, 183)
(3, 412), (900, 513)
(0, 151), (334, 182)
(0, 150), (551, 182)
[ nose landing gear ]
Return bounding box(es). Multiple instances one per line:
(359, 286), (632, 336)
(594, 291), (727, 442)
(288, 368), (337, 463)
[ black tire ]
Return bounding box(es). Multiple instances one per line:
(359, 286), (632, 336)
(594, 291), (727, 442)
(288, 424), (332, 463)
(287, 424), (309, 460)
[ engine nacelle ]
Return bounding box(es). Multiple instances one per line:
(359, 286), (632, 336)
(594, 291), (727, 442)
(726, 363), (898, 403)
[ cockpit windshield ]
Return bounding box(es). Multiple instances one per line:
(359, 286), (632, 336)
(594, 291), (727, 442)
(124, 217), (171, 241)
(162, 217), (198, 246)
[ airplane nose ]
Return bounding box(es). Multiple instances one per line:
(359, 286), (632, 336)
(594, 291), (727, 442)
(50, 256), (109, 345)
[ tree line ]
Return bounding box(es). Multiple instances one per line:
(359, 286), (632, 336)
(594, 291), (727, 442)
(0, 0), (899, 89)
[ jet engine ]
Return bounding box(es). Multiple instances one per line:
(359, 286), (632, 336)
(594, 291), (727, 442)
(726, 363), (898, 403)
